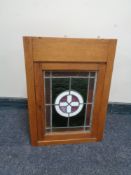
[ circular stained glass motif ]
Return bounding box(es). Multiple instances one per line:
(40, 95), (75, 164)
(55, 90), (84, 117)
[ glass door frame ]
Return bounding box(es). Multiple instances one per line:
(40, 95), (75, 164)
(34, 62), (106, 145)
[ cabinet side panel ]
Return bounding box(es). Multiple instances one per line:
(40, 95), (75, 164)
(23, 37), (38, 146)
(91, 64), (106, 137)
(97, 40), (117, 140)
(34, 63), (45, 140)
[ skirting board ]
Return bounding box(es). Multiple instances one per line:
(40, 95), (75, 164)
(0, 97), (131, 115)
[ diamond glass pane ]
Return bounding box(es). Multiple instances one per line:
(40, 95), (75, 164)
(44, 71), (97, 133)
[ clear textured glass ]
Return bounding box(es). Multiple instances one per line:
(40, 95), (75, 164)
(85, 104), (92, 126)
(45, 78), (50, 104)
(45, 105), (50, 128)
(88, 78), (95, 103)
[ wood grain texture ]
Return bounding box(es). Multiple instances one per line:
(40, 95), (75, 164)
(45, 131), (92, 140)
(34, 63), (45, 140)
(35, 63), (107, 143)
(23, 37), (38, 146)
(37, 137), (97, 146)
(31, 37), (116, 62)
(42, 63), (99, 70)
(23, 36), (117, 146)
(91, 64), (106, 137)
(97, 40), (117, 141)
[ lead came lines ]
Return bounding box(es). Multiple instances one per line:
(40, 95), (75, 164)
(44, 71), (97, 131)
(50, 72), (53, 132)
(67, 76), (72, 127)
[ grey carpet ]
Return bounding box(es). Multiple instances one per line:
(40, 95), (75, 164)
(0, 106), (131, 175)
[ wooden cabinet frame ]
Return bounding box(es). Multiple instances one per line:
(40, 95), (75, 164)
(23, 37), (117, 146)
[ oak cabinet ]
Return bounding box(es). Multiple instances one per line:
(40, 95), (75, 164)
(23, 37), (117, 146)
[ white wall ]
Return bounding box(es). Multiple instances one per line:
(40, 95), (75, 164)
(0, 0), (131, 103)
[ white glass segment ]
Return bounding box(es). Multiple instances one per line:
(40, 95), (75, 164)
(55, 90), (84, 117)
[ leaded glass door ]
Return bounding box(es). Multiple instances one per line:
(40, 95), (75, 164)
(23, 37), (117, 146)
(34, 62), (106, 144)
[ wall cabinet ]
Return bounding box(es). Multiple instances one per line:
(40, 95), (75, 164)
(23, 37), (117, 146)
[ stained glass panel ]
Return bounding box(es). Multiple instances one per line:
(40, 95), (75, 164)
(44, 71), (97, 133)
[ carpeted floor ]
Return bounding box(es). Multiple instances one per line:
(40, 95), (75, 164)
(0, 106), (131, 175)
